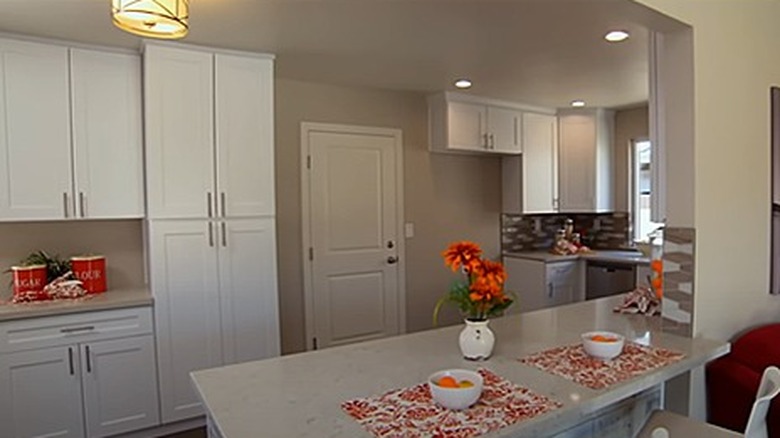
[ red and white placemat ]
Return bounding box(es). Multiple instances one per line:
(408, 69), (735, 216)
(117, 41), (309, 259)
(519, 342), (685, 390)
(341, 368), (561, 438)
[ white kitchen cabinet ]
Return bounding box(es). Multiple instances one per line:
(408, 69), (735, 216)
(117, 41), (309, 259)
(428, 92), (524, 154)
(0, 346), (85, 438)
(70, 48), (144, 219)
(218, 218), (280, 364)
(502, 112), (559, 214)
(145, 44), (275, 219)
(150, 218), (280, 423)
(82, 336), (159, 437)
(0, 39), (144, 221)
(215, 54), (275, 217)
(0, 307), (159, 438)
(504, 257), (581, 313)
(0, 38), (72, 220)
(558, 109), (614, 213)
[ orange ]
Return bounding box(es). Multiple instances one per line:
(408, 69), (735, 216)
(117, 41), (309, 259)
(651, 259), (663, 273)
(437, 376), (458, 388)
(591, 335), (618, 343)
(651, 277), (663, 288)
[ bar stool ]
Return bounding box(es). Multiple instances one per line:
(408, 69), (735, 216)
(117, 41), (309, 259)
(637, 366), (780, 438)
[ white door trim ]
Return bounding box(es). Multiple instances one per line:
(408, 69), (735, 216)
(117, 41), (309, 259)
(300, 122), (406, 351)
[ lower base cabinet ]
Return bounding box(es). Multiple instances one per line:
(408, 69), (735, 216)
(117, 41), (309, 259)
(504, 257), (582, 313)
(0, 307), (159, 438)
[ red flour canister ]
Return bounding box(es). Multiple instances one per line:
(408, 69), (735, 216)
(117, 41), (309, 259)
(70, 255), (107, 294)
(11, 265), (48, 301)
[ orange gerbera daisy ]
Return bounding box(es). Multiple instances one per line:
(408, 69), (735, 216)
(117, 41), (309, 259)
(442, 241), (482, 273)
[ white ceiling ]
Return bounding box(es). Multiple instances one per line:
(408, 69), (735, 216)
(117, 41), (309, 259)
(0, 0), (681, 109)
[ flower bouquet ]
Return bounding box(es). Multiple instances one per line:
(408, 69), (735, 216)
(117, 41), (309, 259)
(433, 241), (513, 324)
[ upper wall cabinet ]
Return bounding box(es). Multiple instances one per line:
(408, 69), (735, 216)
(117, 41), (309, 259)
(429, 92), (539, 155)
(0, 38), (144, 221)
(0, 39), (72, 220)
(71, 49), (144, 219)
(144, 44), (275, 219)
(558, 108), (614, 213)
(502, 112), (559, 214)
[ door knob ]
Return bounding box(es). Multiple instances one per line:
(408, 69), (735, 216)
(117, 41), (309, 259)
(387, 256), (399, 264)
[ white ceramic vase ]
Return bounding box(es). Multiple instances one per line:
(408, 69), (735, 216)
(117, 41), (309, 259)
(458, 319), (495, 360)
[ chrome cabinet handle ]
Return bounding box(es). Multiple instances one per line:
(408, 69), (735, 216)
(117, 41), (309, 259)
(548, 283), (553, 298)
(68, 347), (74, 375)
(207, 192), (213, 218)
(85, 345), (92, 373)
(61, 325), (95, 334)
(79, 192), (86, 217)
(221, 222), (227, 247)
(208, 223), (214, 247)
(63, 193), (69, 218)
(489, 133), (495, 149)
(220, 192), (226, 217)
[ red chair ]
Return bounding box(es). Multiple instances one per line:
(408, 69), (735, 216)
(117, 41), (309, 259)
(707, 323), (780, 436)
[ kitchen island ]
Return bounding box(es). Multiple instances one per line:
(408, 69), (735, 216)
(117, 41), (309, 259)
(191, 295), (729, 438)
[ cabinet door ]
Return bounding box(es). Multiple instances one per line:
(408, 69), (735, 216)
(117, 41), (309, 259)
(145, 45), (215, 219)
(149, 220), (221, 423)
(447, 101), (486, 151)
(81, 336), (160, 437)
(487, 107), (522, 154)
(559, 114), (597, 212)
(0, 346), (85, 438)
(71, 49), (144, 219)
(215, 54), (275, 217)
(547, 261), (580, 307)
(217, 218), (280, 365)
(522, 113), (558, 213)
(0, 39), (73, 220)
(503, 257), (547, 313)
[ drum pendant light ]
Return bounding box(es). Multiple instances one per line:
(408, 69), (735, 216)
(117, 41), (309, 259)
(112, 0), (189, 39)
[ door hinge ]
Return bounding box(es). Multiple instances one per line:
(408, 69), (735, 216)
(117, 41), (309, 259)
(312, 337), (318, 350)
(307, 155), (311, 169)
(309, 247), (314, 261)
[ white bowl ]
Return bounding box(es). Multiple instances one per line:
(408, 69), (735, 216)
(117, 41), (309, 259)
(581, 331), (625, 360)
(428, 369), (483, 410)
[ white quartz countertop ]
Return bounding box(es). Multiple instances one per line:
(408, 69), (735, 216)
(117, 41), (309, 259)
(504, 250), (651, 265)
(0, 287), (152, 321)
(191, 296), (729, 438)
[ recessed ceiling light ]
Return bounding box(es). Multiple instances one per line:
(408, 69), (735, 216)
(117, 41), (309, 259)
(571, 100), (586, 108)
(454, 79), (472, 89)
(604, 30), (630, 43)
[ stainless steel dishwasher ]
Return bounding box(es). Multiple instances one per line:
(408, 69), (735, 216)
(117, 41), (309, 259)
(586, 261), (636, 300)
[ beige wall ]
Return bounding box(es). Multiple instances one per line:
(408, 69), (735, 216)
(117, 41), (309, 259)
(613, 106), (649, 213)
(275, 79), (502, 354)
(0, 220), (145, 300)
(636, 0), (780, 341)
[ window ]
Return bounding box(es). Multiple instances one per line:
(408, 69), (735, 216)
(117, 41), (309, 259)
(632, 139), (663, 242)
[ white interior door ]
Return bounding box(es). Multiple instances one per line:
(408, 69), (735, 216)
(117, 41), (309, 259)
(305, 125), (402, 349)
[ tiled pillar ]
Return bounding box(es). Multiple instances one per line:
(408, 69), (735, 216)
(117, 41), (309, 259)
(661, 227), (696, 337)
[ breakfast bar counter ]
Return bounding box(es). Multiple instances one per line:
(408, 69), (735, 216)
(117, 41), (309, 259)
(191, 296), (729, 438)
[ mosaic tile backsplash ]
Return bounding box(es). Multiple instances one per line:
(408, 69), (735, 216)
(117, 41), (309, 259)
(501, 213), (631, 252)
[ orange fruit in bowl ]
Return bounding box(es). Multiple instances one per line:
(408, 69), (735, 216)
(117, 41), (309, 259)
(437, 376), (458, 388)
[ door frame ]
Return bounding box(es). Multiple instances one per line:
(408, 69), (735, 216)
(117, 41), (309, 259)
(300, 122), (406, 351)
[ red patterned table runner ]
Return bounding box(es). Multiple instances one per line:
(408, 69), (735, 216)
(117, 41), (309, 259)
(341, 368), (562, 438)
(519, 342), (685, 390)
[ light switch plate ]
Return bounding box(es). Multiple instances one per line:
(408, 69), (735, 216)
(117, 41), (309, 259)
(404, 223), (414, 238)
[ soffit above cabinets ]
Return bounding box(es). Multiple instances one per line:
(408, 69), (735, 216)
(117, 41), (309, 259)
(0, 0), (688, 109)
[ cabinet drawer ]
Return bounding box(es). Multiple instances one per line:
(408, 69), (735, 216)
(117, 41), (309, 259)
(0, 306), (153, 353)
(546, 261), (578, 281)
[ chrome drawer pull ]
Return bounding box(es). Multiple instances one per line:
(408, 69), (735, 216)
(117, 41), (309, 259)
(60, 325), (95, 334)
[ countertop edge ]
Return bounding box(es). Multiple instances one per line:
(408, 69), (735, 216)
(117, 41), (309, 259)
(0, 287), (153, 322)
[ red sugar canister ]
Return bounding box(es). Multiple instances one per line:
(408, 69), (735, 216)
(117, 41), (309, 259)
(11, 265), (48, 301)
(70, 255), (107, 294)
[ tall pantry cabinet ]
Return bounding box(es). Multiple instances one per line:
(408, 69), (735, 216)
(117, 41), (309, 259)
(144, 43), (280, 423)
